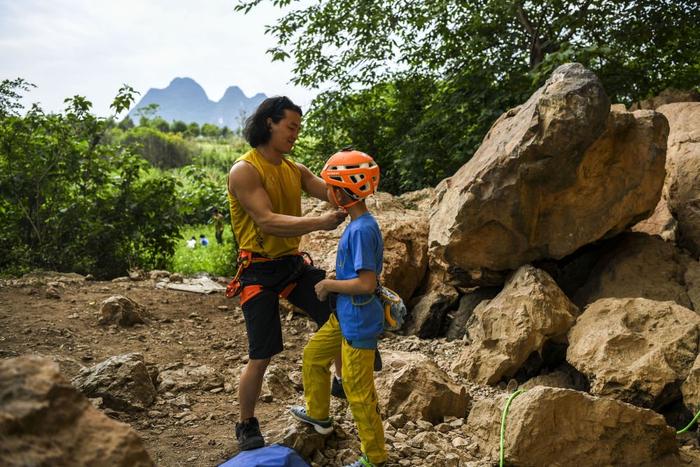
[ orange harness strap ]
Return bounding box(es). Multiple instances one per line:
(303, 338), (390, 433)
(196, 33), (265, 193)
(226, 250), (313, 306)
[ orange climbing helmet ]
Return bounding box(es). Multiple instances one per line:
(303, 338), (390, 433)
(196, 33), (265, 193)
(320, 148), (380, 208)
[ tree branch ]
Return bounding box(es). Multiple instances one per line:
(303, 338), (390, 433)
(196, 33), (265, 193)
(561, 0), (594, 43)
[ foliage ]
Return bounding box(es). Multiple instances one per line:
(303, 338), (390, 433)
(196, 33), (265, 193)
(200, 123), (221, 138)
(187, 122), (200, 138)
(114, 126), (196, 169)
(0, 80), (184, 278)
(171, 120), (188, 134)
(169, 223), (237, 277)
(238, 0), (700, 193)
(194, 138), (249, 173)
(172, 165), (229, 225)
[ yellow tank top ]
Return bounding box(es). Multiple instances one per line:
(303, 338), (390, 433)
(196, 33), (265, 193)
(228, 148), (302, 258)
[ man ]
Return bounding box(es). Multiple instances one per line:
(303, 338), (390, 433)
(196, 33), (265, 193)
(227, 96), (346, 451)
(211, 208), (225, 244)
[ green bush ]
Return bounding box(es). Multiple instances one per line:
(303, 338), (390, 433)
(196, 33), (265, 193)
(0, 79), (184, 278)
(172, 165), (229, 225)
(119, 126), (195, 169)
(194, 137), (249, 173)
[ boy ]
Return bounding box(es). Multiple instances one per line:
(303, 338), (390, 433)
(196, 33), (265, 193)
(290, 149), (387, 467)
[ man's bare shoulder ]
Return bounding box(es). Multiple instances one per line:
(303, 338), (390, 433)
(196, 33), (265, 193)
(229, 160), (260, 181)
(228, 160), (263, 197)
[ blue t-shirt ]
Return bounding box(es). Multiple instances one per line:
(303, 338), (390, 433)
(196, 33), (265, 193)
(335, 212), (384, 347)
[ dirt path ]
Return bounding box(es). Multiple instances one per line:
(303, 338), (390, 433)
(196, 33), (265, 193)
(0, 273), (323, 466)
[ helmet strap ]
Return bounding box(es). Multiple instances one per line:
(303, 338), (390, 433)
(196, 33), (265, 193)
(329, 185), (363, 211)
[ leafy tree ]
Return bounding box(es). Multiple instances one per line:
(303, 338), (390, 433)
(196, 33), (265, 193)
(221, 126), (233, 138)
(120, 126), (195, 169)
(175, 165), (229, 225)
(238, 0), (700, 192)
(136, 102), (159, 126)
(186, 122), (200, 137)
(150, 116), (171, 133)
(171, 120), (188, 134)
(0, 80), (183, 277)
(118, 116), (135, 130)
(201, 122), (221, 138)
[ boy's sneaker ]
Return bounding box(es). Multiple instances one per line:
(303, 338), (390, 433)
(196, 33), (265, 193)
(344, 453), (386, 467)
(235, 416), (264, 451)
(289, 406), (334, 434)
(331, 376), (347, 399)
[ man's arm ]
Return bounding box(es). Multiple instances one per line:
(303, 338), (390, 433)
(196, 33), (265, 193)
(297, 162), (329, 202)
(228, 161), (345, 237)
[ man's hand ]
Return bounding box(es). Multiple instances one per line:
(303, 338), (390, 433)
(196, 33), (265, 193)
(315, 279), (331, 301)
(319, 210), (347, 231)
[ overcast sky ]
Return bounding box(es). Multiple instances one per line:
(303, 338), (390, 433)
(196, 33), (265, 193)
(0, 0), (316, 116)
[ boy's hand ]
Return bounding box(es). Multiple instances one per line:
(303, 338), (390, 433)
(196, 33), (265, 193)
(315, 279), (331, 301)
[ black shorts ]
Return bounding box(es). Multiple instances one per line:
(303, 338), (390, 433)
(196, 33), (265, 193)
(240, 255), (332, 359)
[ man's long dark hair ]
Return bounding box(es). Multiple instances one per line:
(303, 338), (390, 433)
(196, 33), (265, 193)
(243, 96), (302, 147)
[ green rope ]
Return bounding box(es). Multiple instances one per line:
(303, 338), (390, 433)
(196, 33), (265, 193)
(677, 408), (700, 434)
(499, 389), (525, 467)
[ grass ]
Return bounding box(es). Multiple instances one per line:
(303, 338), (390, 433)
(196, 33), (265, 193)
(169, 223), (237, 277)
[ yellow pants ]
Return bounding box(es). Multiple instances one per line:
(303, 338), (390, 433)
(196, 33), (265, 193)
(302, 313), (387, 464)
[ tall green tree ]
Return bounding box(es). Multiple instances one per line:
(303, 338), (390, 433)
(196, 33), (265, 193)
(201, 123), (221, 138)
(238, 0), (700, 193)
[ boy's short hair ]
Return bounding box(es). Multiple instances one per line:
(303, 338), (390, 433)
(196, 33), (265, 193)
(243, 96), (303, 147)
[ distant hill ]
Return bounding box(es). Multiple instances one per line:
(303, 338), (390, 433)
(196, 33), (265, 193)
(128, 77), (267, 129)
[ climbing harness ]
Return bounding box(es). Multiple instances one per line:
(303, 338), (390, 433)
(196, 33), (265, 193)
(225, 250), (313, 305)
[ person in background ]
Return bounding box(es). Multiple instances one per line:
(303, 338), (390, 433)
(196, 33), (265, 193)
(186, 236), (197, 249)
(200, 234), (209, 247)
(211, 207), (225, 244)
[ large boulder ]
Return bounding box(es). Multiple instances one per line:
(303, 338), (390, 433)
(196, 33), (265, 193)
(0, 355), (154, 467)
(682, 354), (700, 413)
(71, 353), (157, 411)
(402, 269), (459, 338)
(445, 287), (499, 341)
(452, 266), (579, 384)
(573, 233), (698, 310)
(429, 63), (667, 284)
(567, 298), (700, 408)
(659, 102), (700, 257)
(631, 194), (676, 241)
(630, 87), (700, 110)
(375, 351), (469, 424)
(300, 191), (429, 302)
(466, 386), (678, 466)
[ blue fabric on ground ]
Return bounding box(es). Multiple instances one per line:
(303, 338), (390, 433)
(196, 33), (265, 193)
(218, 444), (309, 467)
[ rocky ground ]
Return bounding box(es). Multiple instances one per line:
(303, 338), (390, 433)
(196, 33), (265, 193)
(3, 271), (700, 467)
(0, 272), (499, 466)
